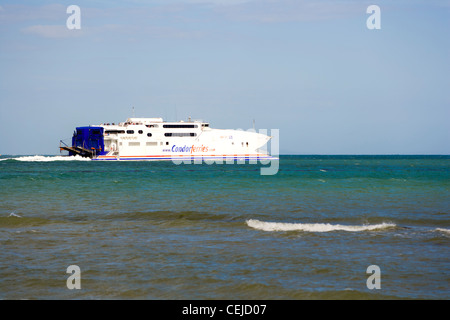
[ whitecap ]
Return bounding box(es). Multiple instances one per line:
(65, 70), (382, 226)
(8, 212), (22, 218)
(434, 228), (450, 234)
(7, 155), (91, 162)
(246, 219), (396, 233)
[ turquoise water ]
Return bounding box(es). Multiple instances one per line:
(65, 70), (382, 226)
(0, 155), (449, 299)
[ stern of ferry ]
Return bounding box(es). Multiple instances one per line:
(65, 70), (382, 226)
(60, 126), (107, 159)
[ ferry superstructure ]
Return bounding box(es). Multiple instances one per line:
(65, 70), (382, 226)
(60, 117), (274, 161)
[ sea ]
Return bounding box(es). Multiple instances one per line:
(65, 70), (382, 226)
(0, 155), (449, 300)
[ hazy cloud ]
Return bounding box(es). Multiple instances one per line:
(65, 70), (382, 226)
(0, 4), (67, 24)
(211, 0), (365, 23)
(182, 0), (255, 5)
(22, 25), (83, 38)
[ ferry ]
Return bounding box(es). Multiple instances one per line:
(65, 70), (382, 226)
(60, 117), (275, 161)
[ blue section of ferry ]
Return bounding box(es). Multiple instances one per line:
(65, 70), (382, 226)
(71, 126), (107, 156)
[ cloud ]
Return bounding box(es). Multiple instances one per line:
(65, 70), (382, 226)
(182, 0), (254, 5)
(125, 0), (254, 5)
(22, 25), (83, 38)
(0, 4), (67, 24)
(20, 23), (204, 41)
(212, 0), (365, 23)
(8, 0), (366, 42)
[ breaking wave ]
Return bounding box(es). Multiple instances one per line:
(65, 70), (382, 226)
(8, 212), (22, 218)
(0, 155), (91, 162)
(246, 219), (396, 233)
(434, 228), (450, 234)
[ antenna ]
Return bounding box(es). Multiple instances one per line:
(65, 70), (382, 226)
(132, 106), (135, 118)
(253, 119), (255, 131)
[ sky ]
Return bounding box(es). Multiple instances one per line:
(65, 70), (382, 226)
(0, 0), (449, 155)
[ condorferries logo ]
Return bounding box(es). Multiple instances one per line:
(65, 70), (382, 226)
(171, 145), (213, 153)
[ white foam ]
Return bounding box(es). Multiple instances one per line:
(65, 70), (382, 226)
(435, 228), (450, 234)
(246, 219), (396, 233)
(2, 155), (91, 162)
(8, 212), (22, 218)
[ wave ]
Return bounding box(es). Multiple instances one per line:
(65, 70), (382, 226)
(8, 212), (22, 218)
(0, 214), (56, 228)
(246, 219), (396, 233)
(434, 228), (450, 234)
(0, 155), (91, 162)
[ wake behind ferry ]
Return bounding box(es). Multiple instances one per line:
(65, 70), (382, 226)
(60, 117), (275, 161)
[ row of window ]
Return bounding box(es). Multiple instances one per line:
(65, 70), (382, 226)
(105, 130), (125, 134)
(107, 124), (200, 130)
(76, 129), (103, 135)
(105, 130), (196, 137)
(120, 141), (249, 148)
(164, 132), (196, 137)
(163, 124), (198, 129)
(126, 141), (168, 147)
(123, 141), (250, 147)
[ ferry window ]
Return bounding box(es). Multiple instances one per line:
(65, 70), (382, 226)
(138, 130), (143, 134)
(147, 133), (152, 137)
(246, 142), (249, 147)
(163, 124), (198, 129)
(92, 129), (101, 135)
(105, 130), (125, 134)
(166, 142), (169, 145)
(129, 142), (140, 147)
(146, 124), (158, 128)
(146, 142), (157, 146)
(127, 130), (134, 134)
(201, 124), (209, 127)
(164, 133), (197, 137)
